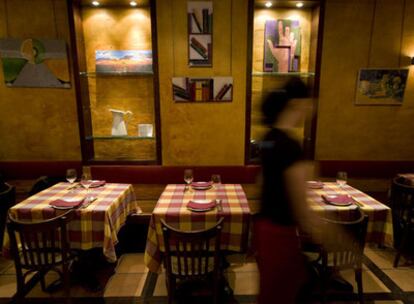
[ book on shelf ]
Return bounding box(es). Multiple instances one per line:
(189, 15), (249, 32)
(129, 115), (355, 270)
(190, 43), (208, 59)
(173, 84), (190, 100)
(202, 9), (208, 33)
(191, 9), (202, 33)
(215, 83), (233, 100)
(190, 37), (207, 54)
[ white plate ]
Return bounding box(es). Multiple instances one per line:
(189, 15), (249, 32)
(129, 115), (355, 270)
(187, 206), (215, 212)
(51, 205), (74, 210)
(190, 199), (213, 205)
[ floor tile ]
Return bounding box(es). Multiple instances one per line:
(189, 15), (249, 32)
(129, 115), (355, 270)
(383, 269), (414, 291)
(0, 275), (16, 297)
(373, 301), (403, 303)
(225, 270), (259, 295)
(340, 269), (390, 293)
(104, 273), (147, 297)
(153, 273), (167, 296)
(115, 253), (147, 274)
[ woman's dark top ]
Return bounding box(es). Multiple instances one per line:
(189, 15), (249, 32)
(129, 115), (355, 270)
(260, 128), (303, 225)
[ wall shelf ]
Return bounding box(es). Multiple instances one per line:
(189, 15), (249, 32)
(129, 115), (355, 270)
(252, 71), (315, 77)
(79, 71), (154, 77)
(86, 136), (155, 140)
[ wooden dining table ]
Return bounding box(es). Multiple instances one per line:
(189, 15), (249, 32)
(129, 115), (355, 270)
(144, 183), (251, 273)
(307, 182), (393, 247)
(5, 182), (138, 262)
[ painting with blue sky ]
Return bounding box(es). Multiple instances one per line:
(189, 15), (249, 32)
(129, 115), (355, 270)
(95, 50), (152, 74)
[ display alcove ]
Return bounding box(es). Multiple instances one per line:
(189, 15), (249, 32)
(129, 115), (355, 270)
(68, 0), (161, 164)
(245, 0), (324, 163)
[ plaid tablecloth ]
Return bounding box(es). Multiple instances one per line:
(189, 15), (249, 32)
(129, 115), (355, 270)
(144, 184), (251, 273)
(7, 182), (137, 262)
(307, 182), (393, 247)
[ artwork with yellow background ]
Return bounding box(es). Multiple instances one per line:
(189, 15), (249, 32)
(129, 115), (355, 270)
(0, 38), (70, 88)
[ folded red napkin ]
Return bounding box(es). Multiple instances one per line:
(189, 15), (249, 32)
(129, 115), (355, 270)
(191, 181), (213, 188)
(307, 181), (324, 189)
(187, 200), (216, 210)
(49, 198), (84, 208)
(322, 194), (353, 206)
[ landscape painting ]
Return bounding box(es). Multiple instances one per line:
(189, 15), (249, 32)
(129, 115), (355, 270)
(95, 50), (152, 74)
(355, 69), (409, 105)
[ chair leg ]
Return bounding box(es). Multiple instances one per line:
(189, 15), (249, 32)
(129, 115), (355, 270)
(166, 275), (175, 304)
(63, 263), (71, 304)
(355, 268), (364, 304)
(394, 226), (410, 267)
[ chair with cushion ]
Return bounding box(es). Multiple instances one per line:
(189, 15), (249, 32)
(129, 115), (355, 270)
(7, 210), (75, 304)
(319, 211), (369, 304)
(390, 177), (414, 267)
(161, 217), (224, 304)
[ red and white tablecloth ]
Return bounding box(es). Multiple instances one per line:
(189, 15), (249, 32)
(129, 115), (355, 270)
(307, 182), (393, 247)
(144, 184), (251, 273)
(6, 182), (137, 262)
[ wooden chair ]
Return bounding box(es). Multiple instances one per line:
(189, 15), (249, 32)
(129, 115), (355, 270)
(0, 183), (15, 248)
(161, 217), (224, 304)
(319, 211), (369, 304)
(7, 210), (75, 304)
(390, 177), (414, 267)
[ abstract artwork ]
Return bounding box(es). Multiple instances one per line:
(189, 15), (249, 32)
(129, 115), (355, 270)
(0, 38), (70, 88)
(355, 69), (409, 105)
(188, 1), (213, 67)
(263, 19), (301, 72)
(95, 50), (152, 74)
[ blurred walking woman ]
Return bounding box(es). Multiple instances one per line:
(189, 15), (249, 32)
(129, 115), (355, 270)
(254, 77), (313, 303)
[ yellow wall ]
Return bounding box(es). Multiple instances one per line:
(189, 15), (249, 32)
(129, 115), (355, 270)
(0, 0), (81, 160)
(156, 0), (248, 165)
(316, 0), (414, 160)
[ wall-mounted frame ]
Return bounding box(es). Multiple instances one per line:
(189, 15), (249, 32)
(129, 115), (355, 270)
(173, 76), (233, 102)
(355, 68), (409, 105)
(188, 1), (213, 67)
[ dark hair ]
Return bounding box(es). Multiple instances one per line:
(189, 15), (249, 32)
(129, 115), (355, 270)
(261, 77), (308, 125)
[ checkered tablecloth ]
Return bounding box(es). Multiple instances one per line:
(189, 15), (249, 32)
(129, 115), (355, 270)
(144, 184), (251, 273)
(307, 182), (393, 247)
(7, 182), (137, 262)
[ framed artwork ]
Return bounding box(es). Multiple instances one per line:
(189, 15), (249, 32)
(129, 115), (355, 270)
(263, 19), (301, 72)
(188, 1), (213, 67)
(95, 50), (152, 74)
(355, 69), (409, 105)
(0, 38), (71, 88)
(172, 77), (233, 102)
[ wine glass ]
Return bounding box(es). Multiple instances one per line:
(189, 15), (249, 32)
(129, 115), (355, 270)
(81, 171), (92, 201)
(184, 169), (194, 191)
(211, 174), (221, 189)
(66, 169), (77, 185)
(336, 171), (348, 188)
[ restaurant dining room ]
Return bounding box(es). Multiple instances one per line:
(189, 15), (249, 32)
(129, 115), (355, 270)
(0, 0), (414, 303)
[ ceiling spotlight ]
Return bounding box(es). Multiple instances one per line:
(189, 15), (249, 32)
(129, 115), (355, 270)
(265, 1), (272, 8)
(130, 1), (137, 6)
(296, 2), (304, 8)
(91, 1), (100, 6)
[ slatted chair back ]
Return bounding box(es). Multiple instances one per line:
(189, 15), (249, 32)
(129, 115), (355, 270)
(390, 177), (414, 267)
(322, 212), (369, 270)
(7, 210), (74, 303)
(161, 217), (224, 304)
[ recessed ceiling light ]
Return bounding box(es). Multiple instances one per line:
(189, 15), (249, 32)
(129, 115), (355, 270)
(92, 1), (100, 6)
(296, 2), (304, 8)
(130, 1), (137, 6)
(265, 1), (272, 8)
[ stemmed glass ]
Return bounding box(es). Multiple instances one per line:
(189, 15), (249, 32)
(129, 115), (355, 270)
(211, 174), (221, 188)
(66, 169), (77, 188)
(81, 171), (93, 202)
(184, 169), (194, 191)
(336, 171), (348, 188)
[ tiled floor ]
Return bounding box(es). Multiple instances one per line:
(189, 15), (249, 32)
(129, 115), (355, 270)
(0, 245), (414, 303)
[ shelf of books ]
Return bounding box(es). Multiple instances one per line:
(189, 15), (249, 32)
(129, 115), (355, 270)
(188, 1), (212, 67)
(172, 76), (233, 102)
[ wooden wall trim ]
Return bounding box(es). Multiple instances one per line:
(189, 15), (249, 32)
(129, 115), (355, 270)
(0, 161), (83, 179)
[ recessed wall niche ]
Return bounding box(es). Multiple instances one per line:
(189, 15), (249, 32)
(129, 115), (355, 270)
(70, 0), (160, 163)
